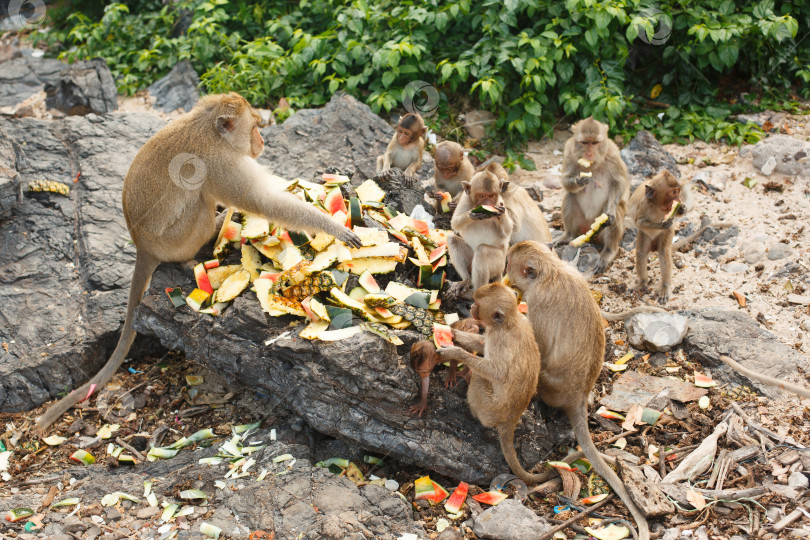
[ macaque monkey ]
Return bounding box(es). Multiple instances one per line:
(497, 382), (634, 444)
(409, 318), (481, 417)
(447, 170), (514, 298)
(435, 283), (542, 486)
(503, 241), (650, 540)
(560, 117), (629, 272)
(376, 112), (427, 186)
(480, 163), (552, 244)
(426, 141), (475, 209)
(36, 93), (362, 430)
(628, 170), (690, 304)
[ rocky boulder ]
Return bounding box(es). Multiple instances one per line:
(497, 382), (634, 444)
(683, 308), (810, 398)
(0, 50), (65, 108)
(147, 59), (200, 113)
(620, 130), (680, 183)
(750, 135), (810, 176)
(45, 58), (118, 115)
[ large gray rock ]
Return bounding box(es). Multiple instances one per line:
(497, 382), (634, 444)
(257, 92), (434, 182)
(472, 499), (551, 540)
(134, 262), (568, 483)
(0, 113), (164, 412)
(621, 130), (680, 181)
(0, 432), (425, 539)
(45, 58), (118, 115)
(0, 132), (22, 218)
(683, 308), (810, 398)
(0, 50), (66, 107)
(626, 312), (689, 352)
(147, 60), (200, 113)
(751, 135), (810, 176)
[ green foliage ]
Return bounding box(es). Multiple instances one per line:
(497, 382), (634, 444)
(32, 0), (808, 147)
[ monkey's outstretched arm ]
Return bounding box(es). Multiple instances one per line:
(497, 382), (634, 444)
(452, 329), (485, 355)
(215, 158), (362, 247)
(436, 347), (506, 385)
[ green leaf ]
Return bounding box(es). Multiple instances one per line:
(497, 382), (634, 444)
(381, 71), (396, 88)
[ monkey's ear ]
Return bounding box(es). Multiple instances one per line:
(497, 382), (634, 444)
(216, 115), (237, 134)
(462, 181), (471, 195)
(492, 309), (505, 325)
(523, 262), (538, 280)
(500, 181), (510, 193)
(645, 185), (656, 200)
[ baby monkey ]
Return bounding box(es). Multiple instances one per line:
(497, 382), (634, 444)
(629, 170), (690, 304)
(376, 112), (427, 186)
(435, 283), (542, 485)
(426, 141), (475, 210)
(409, 318), (481, 417)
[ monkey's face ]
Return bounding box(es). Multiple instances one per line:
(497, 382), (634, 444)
(662, 186), (680, 212)
(437, 161), (460, 178)
(578, 139), (600, 161)
(397, 127), (414, 145)
(506, 242), (544, 293)
(471, 189), (503, 209)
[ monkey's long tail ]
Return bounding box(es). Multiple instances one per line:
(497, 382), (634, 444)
(601, 305), (667, 322)
(718, 355), (810, 399)
(571, 407), (649, 540)
(36, 253), (160, 431)
(497, 424), (550, 485)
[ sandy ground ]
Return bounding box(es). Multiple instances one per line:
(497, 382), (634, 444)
(517, 122), (810, 354)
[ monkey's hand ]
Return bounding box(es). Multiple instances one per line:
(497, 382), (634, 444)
(409, 400), (428, 417)
(660, 217), (674, 229)
(576, 175), (590, 187)
(677, 203), (686, 215)
(435, 346), (471, 364)
(445, 367), (461, 388)
(470, 206), (505, 220)
(428, 189), (442, 200)
(603, 213), (615, 227)
(334, 227), (363, 248)
(404, 174), (418, 187)
(656, 288), (670, 304)
(448, 200), (458, 211)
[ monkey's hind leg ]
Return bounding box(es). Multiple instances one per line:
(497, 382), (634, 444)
(657, 238), (673, 304)
(471, 244), (507, 292)
(634, 232), (651, 293)
(558, 194), (584, 245)
(595, 216), (624, 273)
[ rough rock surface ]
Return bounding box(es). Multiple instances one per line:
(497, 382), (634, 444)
(472, 499), (551, 540)
(257, 92), (434, 182)
(625, 312), (689, 352)
(0, 132), (22, 218)
(147, 60), (200, 113)
(0, 432), (425, 539)
(620, 130), (681, 181)
(751, 135), (810, 176)
(0, 50), (65, 107)
(44, 58), (118, 115)
(683, 308), (810, 398)
(0, 113), (164, 412)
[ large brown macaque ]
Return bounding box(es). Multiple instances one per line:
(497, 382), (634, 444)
(447, 170), (514, 298)
(480, 162), (551, 244)
(36, 93), (362, 430)
(376, 112), (427, 186)
(503, 241), (650, 540)
(435, 283), (542, 483)
(560, 117), (629, 272)
(408, 318), (480, 417)
(427, 141), (475, 209)
(628, 170), (688, 304)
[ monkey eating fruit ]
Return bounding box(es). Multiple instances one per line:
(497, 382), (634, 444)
(435, 283), (543, 486)
(504, 240), (650, 540)
(36, 93), (362, 430)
